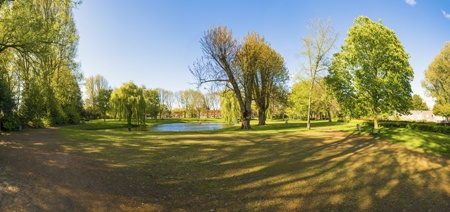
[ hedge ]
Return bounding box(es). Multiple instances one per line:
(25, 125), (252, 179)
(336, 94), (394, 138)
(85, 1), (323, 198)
(365, 121), (450, 135)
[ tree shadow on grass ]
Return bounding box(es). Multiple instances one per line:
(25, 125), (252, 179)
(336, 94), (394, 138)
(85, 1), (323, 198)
(1, 128), (449, 211)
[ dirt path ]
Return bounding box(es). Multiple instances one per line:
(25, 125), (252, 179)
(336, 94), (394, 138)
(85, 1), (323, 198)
(0, 128), (144, 211)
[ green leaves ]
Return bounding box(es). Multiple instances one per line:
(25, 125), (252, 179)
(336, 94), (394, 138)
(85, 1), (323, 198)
(327, 16), (413, 127)
(422, 42), (450, 117)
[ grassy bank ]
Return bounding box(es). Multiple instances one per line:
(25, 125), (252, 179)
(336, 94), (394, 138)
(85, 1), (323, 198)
(56, 119), (450, 211)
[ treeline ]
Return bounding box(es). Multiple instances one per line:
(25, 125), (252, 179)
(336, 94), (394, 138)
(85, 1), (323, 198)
(83, 75), (224, 128)
(0, 0), (82, 130)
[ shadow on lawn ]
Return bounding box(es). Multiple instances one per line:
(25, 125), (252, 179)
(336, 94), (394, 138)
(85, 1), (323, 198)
(1, 128), (450, 211)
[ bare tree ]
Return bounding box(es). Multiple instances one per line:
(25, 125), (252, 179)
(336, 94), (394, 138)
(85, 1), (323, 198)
(301, 18), (338, 129)
(190, 26), (253, 129)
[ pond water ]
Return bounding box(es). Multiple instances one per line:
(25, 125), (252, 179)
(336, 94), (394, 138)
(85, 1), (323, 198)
(151, 123), (229, 132)
(105, 122), (231, 132)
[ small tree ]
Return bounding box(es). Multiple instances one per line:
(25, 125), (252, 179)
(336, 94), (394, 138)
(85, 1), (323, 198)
(411, 94), (429, 111)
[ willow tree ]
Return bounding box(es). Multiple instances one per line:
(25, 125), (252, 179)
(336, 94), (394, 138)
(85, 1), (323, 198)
(109, 81), (146, 130)
(326, 16), (413, 129)
(422, 42), (450, 118)
(220, 89), (241, 124)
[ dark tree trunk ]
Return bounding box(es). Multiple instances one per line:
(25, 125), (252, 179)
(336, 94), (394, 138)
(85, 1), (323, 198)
(241, 110), (251, 130)
(127, 108), (132, 131)
(258, 108), (266, 125)
(327, 109), (332, 122)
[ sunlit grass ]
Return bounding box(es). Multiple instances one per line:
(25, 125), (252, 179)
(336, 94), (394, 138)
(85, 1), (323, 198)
(57, 119), (450, 210)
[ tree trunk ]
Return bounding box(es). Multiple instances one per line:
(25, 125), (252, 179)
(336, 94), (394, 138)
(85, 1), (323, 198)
(374, 112), (379, 130)
(241, 110), (251, 130)
(127, 109), (132, 131)
(258, 108), (266, 125)
(327, 109), (332, 122)
(307, 93), (312, 129)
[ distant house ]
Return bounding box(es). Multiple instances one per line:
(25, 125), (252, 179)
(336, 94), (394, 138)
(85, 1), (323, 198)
(399, 110), (447, 123)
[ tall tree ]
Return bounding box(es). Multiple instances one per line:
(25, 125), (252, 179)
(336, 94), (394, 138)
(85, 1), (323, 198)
(326, 16), (413, 129)
(190, 26), (253, 129)
(422, 42), (450, 118)
(411, 94), (429, 111)
(301, 18), (338, 129)
(248, 33), (289, 125)
(85, 74), (110, 119)
(0, 0), (82, 127)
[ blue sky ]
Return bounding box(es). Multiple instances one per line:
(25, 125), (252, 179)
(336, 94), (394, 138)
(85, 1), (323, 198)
(73, 0), (449, 107)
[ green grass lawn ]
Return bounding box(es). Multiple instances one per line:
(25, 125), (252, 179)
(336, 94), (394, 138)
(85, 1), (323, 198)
(57, 119), (450, 211)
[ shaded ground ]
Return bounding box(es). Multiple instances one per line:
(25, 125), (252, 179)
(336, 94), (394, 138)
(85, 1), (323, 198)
(0, 127), (449, 211)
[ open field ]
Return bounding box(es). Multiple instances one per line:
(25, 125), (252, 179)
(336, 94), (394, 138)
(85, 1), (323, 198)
(1, 120), (449, 211)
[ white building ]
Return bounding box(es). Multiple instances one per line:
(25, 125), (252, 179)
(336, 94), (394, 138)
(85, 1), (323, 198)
(399, 110), (447, 123)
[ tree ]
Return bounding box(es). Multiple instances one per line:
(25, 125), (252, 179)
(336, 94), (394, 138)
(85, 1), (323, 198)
(144, 88), (159, 119)
(301, 18), (338, 129)
(326, 16), (413, 129)
(85, 74), (109, 118)
(220, 89), (241, 124)
(190, 26), (253, 129)
(0, 0), (82, 127)
(191, 26), (286, 129)
(411, 94), (429, 111)
(422, 42), (450, 118)
(96, 88), (112, 121)
(109, 81), (145, 130)
(251, 33), (289, 125)
(205, 91), (220, 118)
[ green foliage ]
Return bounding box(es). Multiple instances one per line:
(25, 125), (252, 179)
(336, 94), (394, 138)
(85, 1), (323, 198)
(411, 94), (429, 111)
(220, 89), (241, 124)
(423, 42), (450, 117)
(432, 103), (450, 118)
(109, 81), (146, 128)
(144, 88), (160, 119)
(366, 121), (450, 135)
(0, 0), (82, 129)
(327, 16), (413, 129)
(191, 26), (289, 129)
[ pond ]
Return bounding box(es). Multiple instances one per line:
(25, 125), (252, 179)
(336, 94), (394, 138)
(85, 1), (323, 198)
(151, 122), (230, 132)
(105, 122), (232, 132)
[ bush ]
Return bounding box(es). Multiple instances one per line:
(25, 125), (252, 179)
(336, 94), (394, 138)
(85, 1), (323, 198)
(1, 114), (20, 131)
(376, 121), (450, 135)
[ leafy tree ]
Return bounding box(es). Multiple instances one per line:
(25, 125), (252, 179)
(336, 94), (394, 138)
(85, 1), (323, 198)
(85, 74), (110, 118)
(144, 88), (160, 119)
(220, 89), (241, 124)
(301, 18), (338, 129)
(0, 74), (16, 131)
(422, 42), (450, 118)
(109, 81), (146, 130)
(250, 33), (289, 125)
(0, 0), (82, 127)
(411, 94), (429, 111)
(326, 16), (413, 129)
(96, 88), (112, 121)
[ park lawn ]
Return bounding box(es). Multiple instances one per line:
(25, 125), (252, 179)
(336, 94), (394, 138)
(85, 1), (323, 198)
(58, 120), (450, 211)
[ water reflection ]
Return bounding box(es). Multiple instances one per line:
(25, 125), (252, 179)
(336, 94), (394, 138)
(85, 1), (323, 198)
(151, 123), (229, 131)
